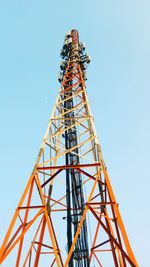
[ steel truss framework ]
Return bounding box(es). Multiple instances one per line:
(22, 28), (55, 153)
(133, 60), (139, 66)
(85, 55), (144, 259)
(0, 44), (138, 267)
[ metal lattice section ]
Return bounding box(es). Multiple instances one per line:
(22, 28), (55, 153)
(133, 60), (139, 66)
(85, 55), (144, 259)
(0, 30), (138, 267)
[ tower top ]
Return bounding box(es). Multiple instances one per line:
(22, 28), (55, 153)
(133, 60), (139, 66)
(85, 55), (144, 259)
(65, 29), (79, 44)
(70, 29), (79, 44)
(58, 29), (90, 83)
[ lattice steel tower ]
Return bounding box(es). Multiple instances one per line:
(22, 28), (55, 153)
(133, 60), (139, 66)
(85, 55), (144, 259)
(0, 30), (138, 267)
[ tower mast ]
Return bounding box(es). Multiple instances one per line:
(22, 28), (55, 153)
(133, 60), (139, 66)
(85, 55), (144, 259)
(0, 30), (138, 267)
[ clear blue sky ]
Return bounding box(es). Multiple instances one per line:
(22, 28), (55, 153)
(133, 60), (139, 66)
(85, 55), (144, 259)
(0, 0), (149, 266)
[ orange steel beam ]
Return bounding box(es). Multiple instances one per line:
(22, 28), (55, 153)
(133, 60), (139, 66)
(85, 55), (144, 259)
(37, 162), (100, 170)
(103, 208), (119, 267)
(0, 208), (45, 263)
(34, 174), (62, 267)
(41, 169), (63, 188)
(89, 214), (102, 263)
(16, 177), (35, 267)
(23, 216), (44, 267)
(88, 205), (136, 267)
(49, 215), (64, 267)
(93, 251), (103, 266)
(77, 168), (105, 185)
(92, 239), (111, 250)
(0, 174), (35, 263)
(33, 216), (46, 266)
(103, 168), (139, 266)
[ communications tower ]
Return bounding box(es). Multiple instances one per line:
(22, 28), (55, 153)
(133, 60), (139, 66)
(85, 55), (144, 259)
(0, 30), (138, 266)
